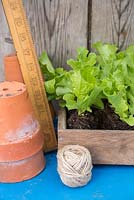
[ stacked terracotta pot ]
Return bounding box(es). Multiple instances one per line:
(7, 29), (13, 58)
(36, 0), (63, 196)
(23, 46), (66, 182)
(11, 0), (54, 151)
(4, 54), (55, 118)
(4, 54), (24, 83)
(0, 55), (45, 183)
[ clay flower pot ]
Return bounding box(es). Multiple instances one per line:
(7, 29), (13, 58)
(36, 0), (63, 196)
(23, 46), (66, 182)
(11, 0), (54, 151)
(0, 81), (45, 182)
(4, 54), (55, 118)
(0, 150), (45, 183)
(4, 54), (24, 83)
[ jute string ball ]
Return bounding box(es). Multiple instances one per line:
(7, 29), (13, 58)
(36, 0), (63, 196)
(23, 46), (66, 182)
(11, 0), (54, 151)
(57, 145), (93, 187)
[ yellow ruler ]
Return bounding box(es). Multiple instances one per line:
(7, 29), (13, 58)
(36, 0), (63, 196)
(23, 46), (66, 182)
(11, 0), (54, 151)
(2, 0), (57, 151)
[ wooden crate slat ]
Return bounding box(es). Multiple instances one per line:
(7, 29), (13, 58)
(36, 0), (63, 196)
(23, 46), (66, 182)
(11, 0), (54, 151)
(58, 109), (134, 165)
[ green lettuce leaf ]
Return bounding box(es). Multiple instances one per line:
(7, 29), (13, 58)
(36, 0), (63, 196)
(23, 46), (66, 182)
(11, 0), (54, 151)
(39, 43), (134, 126)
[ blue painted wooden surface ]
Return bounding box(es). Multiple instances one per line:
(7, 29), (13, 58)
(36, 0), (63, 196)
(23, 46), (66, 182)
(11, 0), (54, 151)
(0, 151), (134, 200)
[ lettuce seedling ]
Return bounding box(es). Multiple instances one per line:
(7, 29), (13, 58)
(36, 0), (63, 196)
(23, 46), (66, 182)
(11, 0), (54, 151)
(39, 43), (134, 126)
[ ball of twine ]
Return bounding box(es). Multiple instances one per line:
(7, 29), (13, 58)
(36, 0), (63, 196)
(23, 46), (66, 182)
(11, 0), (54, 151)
(57, 145), (93, 187)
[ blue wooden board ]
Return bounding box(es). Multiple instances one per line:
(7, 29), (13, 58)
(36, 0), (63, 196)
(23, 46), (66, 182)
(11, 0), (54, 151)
(0, 151), (134, 200)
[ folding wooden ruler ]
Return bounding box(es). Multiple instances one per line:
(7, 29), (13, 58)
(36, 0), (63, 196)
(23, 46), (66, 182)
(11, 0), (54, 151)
(2, 0), (57, 151)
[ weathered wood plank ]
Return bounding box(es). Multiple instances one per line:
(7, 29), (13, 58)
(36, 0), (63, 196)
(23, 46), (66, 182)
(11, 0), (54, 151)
(1, 0), (134, 83)
(0, 2), (14, 82)
(23, 0), (88, 69)
(23, 0), (45, 57)
(0, 0), (88, 82)
(91, 0), (134, 49)
(58, 109), (134, 165)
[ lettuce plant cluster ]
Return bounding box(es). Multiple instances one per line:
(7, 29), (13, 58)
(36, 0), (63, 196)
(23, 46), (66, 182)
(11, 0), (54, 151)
(39, 42), (134, 126)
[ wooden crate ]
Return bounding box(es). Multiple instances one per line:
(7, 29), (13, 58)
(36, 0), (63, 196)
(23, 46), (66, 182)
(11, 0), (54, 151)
(58, 108), (134, 165)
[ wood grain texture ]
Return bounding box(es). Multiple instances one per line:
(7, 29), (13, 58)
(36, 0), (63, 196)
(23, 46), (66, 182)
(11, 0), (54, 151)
(91, 0), (134, 49)
(0, 0), (88, 81)
(0, 2), (15, 82)
(58, 109), (134, 165)
(23, 0), (45, 57)
(23, 0), (88, 69)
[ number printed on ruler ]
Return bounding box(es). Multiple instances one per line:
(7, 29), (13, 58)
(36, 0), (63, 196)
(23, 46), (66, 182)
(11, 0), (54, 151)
(10, 1), (45, 113)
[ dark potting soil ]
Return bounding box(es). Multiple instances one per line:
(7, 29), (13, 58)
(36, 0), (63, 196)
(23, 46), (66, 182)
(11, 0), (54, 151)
(67, 101), (134, 130)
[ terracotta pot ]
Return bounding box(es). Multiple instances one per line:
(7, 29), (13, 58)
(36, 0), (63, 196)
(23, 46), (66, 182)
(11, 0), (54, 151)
(0, 81), (34, 134)
(0, 150), (45, 183)
(0, 126), (44, 162)
(0, 81), (45, 182)
(4, 54), (24, 83)
(4, 54), (55, 119)
(0, 81), (44, 161)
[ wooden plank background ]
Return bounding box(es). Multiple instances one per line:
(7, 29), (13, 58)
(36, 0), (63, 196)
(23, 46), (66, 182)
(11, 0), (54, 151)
(0, 0), (134, 82)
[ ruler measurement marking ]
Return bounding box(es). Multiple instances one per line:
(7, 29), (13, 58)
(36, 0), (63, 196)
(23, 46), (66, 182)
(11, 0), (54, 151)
(2, 0), (57, 150)
(20, 1), (54, 146)
(10, 3), (40, 116)
(17, 0), (56, 147)
(10, 2), (45, 112)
